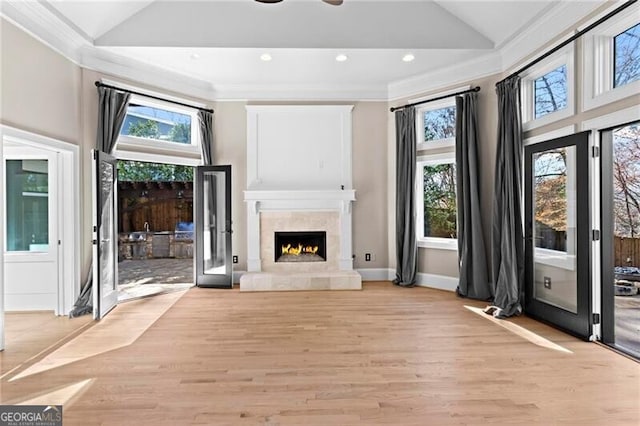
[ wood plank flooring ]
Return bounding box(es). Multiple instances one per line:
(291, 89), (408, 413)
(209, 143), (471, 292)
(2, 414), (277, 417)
(1, 282), (638, 425)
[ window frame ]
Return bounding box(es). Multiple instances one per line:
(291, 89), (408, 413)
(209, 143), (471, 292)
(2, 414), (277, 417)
(521, 45), (575, 131)
(582, 5), (639, 111)
(415, 98), (457, 151)
(116, 94), (202, 159)
(416, 152), (458, 251)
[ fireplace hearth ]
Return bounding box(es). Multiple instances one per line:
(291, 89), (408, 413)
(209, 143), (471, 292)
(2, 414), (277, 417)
(275, 231), (326, 263)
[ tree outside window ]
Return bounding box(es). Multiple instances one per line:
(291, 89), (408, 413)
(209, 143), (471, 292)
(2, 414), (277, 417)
(423, 106), (456, 142)
(534, 65), (568, 119)
(614, 22), (640, 88)
(422, 163), (457, 239)
(613, 123), (640, 238)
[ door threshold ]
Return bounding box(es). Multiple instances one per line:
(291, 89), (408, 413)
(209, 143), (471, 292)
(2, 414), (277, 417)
(595, 341), (640, 363)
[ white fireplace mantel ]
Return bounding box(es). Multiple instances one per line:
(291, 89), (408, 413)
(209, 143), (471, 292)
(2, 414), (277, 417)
(244, 189), (356, 272)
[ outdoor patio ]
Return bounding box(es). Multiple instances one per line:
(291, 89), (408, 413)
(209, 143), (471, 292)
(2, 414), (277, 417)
(118, 258), (193, 302)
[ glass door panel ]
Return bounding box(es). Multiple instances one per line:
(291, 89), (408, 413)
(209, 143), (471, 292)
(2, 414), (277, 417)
(195, 165), (232, 288)
(92, 150), (118, 319)
(532, 146), (577, 313)
(601, 122), (640, 358)
(525, 132), (591, 339)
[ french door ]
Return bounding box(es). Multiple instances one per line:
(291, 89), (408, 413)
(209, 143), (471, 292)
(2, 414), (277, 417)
(524, 132), (592, 339)
(195, 165), (232, 288)
(600, 121), (640, 358)
(92, 150), (118, 319)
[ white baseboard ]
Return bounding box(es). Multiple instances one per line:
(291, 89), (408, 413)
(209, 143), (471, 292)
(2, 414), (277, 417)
(356, 268), (392, 281)
(415, 272), (458, 292)
(238, 268), (458, 292)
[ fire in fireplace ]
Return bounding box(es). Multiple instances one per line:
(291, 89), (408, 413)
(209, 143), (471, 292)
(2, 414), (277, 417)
(274, 231), (326, 263)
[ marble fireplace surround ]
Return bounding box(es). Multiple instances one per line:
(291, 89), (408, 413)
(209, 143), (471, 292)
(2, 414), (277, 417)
(241, 190), (362, 291)
(244, 190), (356, 272)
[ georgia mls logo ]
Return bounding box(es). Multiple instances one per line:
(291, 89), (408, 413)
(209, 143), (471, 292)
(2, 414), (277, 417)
(0, 404), (63, 426)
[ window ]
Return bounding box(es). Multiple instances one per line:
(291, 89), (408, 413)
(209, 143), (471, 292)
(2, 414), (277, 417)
(416, 99), (456, 150)
(5, 159), (49, 252)
(613, 22), (640, 88)
(583, 5), (639, 110)
(414, 93), (459, 249)
(121, 104), (193, 144)
(416, 153), (458, 250)
(534, 65), (568, 119)
(521, 46), (574, 130)
(421, 160), (457, 239)
(115, 91), (201, 160)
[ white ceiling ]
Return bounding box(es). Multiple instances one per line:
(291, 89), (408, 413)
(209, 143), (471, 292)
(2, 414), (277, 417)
(8, 0), (606, 99)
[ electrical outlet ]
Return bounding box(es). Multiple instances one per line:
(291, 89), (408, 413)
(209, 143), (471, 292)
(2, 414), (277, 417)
(544, 276), (551, 289)
(365, 253), (371, 262)
(233, 255), (238, 264)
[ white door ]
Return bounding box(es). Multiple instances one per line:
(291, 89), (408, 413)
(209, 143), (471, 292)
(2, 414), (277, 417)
(3, 147), (59, 312)
(92, 150), (118, 319)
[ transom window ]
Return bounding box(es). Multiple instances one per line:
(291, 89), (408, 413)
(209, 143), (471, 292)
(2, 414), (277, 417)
(115, 92), (201, 160)
(416, 99), (456, 150)
(534, 65), (568, 119)
(582, 6), (639, 111)
(122, 104), (193, 144)
(613, 22), (640, 88)
(521, 46), (574, 131)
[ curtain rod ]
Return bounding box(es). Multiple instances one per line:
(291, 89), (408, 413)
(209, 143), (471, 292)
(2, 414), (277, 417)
(390, 86), (480, 112)
(94, 81), (214, 114)
(498, 0), (637, 85)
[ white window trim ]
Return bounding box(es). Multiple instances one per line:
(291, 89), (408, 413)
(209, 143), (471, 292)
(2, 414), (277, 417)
(116, 93), (202, 159)
(416, 98), (456, 151)
(521, 45), (575, 132)
(416, 152), (458, 251)
(582, 5), (640, 111)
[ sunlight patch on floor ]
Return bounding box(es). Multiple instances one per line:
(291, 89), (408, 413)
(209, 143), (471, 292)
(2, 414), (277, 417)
(9, 290), (188, 382)
(464, 305), (573, 354)
(11, 379), (94, 407)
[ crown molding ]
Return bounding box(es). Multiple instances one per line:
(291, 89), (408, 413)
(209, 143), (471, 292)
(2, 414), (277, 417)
(499, 0), (604, 74)
(209, 83), (388, 102)
(1, 0), (87, 64)
(387, 51), (501, 101)
(2, 0), (609, 103)
(80, 47), (217, 102)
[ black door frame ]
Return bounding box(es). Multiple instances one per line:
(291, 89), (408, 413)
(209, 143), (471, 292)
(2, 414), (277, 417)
(524, 131), (592, 339)
(599, 121), (640, 349)
(195, 165), (232, 288)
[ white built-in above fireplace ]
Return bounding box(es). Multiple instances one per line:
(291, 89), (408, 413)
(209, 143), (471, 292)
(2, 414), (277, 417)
(242, 105), (360, 291)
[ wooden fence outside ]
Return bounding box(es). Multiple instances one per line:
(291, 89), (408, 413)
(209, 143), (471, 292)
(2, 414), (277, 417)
(614, 236), (640, 267)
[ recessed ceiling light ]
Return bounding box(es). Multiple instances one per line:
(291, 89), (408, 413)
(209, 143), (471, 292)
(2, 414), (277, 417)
(190, 53), (200, 60)
(335, 54), (348, 62)
(260, 53), (272, 62)
(402, 53), (415, 62)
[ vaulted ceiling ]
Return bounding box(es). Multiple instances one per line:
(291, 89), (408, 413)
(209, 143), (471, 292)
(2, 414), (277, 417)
(2, 0), (605, 100)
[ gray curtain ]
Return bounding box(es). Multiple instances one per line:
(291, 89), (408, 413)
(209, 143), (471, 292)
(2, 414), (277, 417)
(490, 76), (524, 318)
(198, 110), (214, 165)
(455, 93), (492, 300)
(96, 86), (131, 153)
(69, 86), (130, 318)
(393, 107), (417, 287)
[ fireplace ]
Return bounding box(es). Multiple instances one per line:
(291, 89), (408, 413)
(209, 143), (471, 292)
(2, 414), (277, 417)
(274, 231), (326, 263)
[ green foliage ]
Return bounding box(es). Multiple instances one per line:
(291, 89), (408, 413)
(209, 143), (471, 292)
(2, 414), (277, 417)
(117, 160), (193, 182)
(423, 164), (457, 238)
(168, 122), (191, 143)
(127, 120), (160, 139)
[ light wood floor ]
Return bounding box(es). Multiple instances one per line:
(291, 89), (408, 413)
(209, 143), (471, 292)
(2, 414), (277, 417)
(1, 282), (639, 425)
(1, 311), (92, 378)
